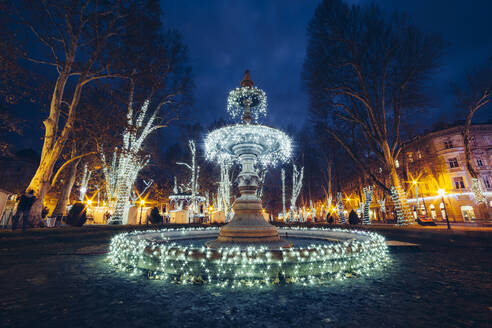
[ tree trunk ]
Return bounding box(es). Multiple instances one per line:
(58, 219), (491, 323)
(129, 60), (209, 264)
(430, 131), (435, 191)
(327, 158), (333, 200)
(463, 111), (478, 179)
(51, 158), (81, 217)
(463, 116), (489, 219)
(111, 178), (132, 224)
(382, 141), (413, 224)
(26, 72), (71, 221)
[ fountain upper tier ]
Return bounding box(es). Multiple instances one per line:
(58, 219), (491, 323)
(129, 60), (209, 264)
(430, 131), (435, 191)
(204, 124), (292, 167)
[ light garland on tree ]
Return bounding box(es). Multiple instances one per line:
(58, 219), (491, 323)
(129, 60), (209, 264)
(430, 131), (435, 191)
(176, 140), (201, 215)
(204, 124), (292, 167)
(471, 178), (487, 205)
(107, 227), (389, 287)
(390, 186), (413, 225)
(217, 160), (232, 219)
(362, 186), (373, 225)
(79, 163), (92, 201)
(336, 192), (346, 224)
(281, 168), (286, 219)
(290, 165), (304, 218)
(227, 86), (267, 123)
(378, 199), (386, 213)
(103, 96), (162, 224)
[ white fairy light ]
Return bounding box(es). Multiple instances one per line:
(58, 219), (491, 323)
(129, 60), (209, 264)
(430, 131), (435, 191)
(79, 163), (91, 201)
(390, 186), (413, 225)
(204, 124), (292, 167)
(362, 186), (373, 225)
(107, 227), (389, 287)
(471, 178), (487, 204)
(336, 192), (346, 224)
(281, 168), (286, 218)
(289, 164), (304, 218)
(103, 95), (161, 224)
(227, 86), (267, 123)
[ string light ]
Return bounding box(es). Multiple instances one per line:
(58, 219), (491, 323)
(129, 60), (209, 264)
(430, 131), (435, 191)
(227, 86), (267, 123)
(108, 227), (389, 287)
(204, 124), (292, 167)
(390, 186), (413, 225)
(362, 186), (373, 225)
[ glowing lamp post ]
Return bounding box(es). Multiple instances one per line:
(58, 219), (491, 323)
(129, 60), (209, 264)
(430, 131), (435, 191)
(438, 188), (451, 230)
(412, 180), (420, 218)
(139, 199), (145, 225)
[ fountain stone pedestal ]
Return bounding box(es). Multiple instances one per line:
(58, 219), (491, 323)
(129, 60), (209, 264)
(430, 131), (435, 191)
(206, 142), (292, 248)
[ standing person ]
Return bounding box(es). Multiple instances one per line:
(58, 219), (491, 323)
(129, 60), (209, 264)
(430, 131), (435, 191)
(12, 190), (36, 231)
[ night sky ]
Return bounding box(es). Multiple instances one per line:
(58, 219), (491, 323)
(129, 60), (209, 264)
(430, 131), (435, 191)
(162, 0), (492, 135)
(12, 0), (492, 151)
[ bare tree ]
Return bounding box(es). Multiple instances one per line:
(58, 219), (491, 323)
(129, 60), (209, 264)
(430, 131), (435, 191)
(304, 0), (444, 222)
(3, 0), (133, 221)
(455, 58), (491, 218)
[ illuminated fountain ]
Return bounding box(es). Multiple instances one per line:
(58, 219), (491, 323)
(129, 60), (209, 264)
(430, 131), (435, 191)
(204, 70), (292, 248)
(108, 71), (389, 286)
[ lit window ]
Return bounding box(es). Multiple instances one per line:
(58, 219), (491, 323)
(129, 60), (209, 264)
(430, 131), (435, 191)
(417, 151), (422, 159)
(483, 176), (491, 189)
(453, 177), (465, 189)
(395, 160), (399, 168)
(448, 158), (459, 168)
(444, 140), (453, 149)
(477, 158), (483, 167)
(407, 152), (413, 162)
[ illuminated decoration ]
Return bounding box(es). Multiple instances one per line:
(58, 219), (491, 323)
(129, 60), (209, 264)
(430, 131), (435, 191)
(104, 97), (162, 225)
(378, 199), (386, 214)
(407, 191), (492, 202)
(130, 179), (153, 204)
(362, 186), (373, 225)
(281, 168), (286, 218)
(177, 140), (201, 214)
(204, 124), (292, 168)
(79, 163), (91, 201)
(205, 70), (292, 247)
(100, 148), (118, 202)
(217, 160), (232, 220)
(169, 194), (206, 211)
(227, 70), (267, 123)
(108, 227), (389, 286)
(390, 186), (413, 225)
(471, 178), (487, 205)
(336, 192), (346, 224)
(290, 164), (304, 215)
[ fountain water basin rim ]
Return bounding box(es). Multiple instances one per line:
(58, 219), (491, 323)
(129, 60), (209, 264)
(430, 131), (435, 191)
(108, 227), (389, 286)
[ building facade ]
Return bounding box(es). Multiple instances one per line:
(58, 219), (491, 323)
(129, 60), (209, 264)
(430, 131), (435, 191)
(401, 124), (492, 222)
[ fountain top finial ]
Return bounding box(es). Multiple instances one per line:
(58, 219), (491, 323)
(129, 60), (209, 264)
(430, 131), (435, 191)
(240, 70), (254, 88)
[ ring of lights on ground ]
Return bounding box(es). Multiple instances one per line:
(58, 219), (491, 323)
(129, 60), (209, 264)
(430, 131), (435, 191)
(108, 228), (389, 286)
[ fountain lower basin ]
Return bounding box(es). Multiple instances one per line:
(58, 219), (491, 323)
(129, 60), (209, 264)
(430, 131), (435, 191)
(108, 227), (389, 286)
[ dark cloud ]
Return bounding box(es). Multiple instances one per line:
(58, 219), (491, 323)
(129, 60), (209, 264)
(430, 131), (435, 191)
(162, 0), (492, 133)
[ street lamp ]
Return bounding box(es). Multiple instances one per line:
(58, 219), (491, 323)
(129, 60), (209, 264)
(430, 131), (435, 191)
(438, 188), (451, 230)
(413, 180), (419, 218)
(138, 199), (145, 225)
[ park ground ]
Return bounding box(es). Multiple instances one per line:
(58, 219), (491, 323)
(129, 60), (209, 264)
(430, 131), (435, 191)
(1, 224), (491, 328)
